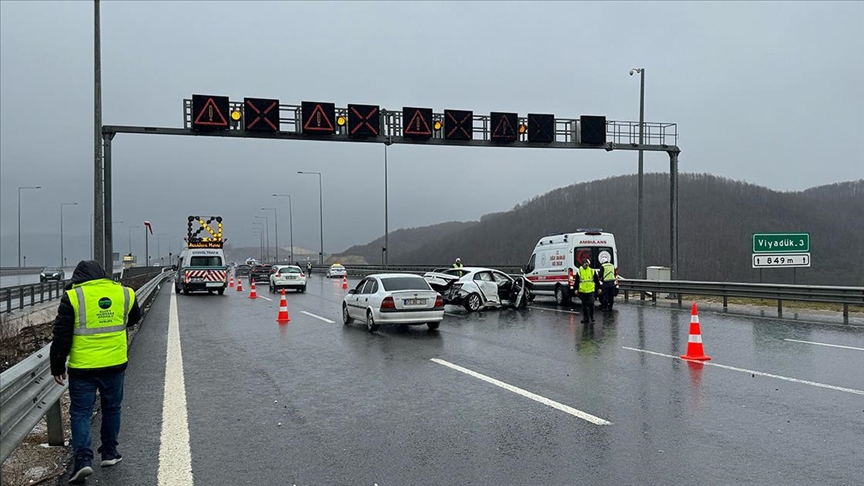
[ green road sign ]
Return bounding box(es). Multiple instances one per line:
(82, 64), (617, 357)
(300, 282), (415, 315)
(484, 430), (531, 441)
(752, 232), (810, 253)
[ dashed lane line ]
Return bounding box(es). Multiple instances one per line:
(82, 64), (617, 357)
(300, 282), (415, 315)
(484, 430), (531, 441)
(622, 346), (864, 396)
(430, 358), (611, 425)
(783, 338), (864, 352)
(301, 311), (335, 324)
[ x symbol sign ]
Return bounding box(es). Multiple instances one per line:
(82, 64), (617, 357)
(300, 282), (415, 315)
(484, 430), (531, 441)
(350, 106), (379, 135)
(245, 100), (278, 130)
(446, 111), (471, 139)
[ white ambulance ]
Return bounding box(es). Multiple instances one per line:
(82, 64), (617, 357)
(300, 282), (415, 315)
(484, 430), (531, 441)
(173, 248), (228, 295)
(523, 229), (618, 305)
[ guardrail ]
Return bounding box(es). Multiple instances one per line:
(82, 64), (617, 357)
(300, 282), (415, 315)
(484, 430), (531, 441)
(0, 271), (173, 463)
(325, 265), (864, 323)
(620, 279), (864, 324)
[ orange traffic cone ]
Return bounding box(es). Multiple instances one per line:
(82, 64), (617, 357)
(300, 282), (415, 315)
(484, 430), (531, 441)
(236, 278), (243, 292)
(342, 275), (348, 290)
(680, 303), (711, 361)
(276, 288), (290, 323)
(249, 280), (257, 299)
(229, 275), (234, 288)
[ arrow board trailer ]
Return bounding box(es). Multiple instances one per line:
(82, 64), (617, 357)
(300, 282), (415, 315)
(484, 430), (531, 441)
(752, 253), (811, 268)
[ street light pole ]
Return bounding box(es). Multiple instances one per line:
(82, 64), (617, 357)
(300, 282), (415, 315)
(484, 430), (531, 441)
(254, 215), (269, 262)
(60, 202), (78, 268)
(128, 225), (139, 256)
(18, 186), (41, 267)
(262, 207), (278, 263)
(252, 223), (264, 261)
(273, 194), (294, 262)
(297, 171), (324, 265)
(630, 67), (646, 279)
(384, 142), (392, 268)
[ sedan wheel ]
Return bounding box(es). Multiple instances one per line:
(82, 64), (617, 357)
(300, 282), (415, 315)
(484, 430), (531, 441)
(366, 310), (380, 333)
(464, 293), (482, 312)
(342, 303), (353, 325)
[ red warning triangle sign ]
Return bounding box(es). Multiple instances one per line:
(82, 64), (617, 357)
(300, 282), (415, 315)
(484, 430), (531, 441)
(303, 104), (334, 131)
(194, 97), (228, 126)
(493, 115), (516, 138)
(404, 109), (432, 135)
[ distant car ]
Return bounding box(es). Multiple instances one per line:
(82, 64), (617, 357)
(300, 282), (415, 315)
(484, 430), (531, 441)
(326, 263), (347, 278)
(40, 266), (65, 282)
(269, 265), (307, 293)
(249, 264), (273, 284)
(235, 264), (252, 278)
(342, 273), (444, 332)
(423, 267), (532, 312)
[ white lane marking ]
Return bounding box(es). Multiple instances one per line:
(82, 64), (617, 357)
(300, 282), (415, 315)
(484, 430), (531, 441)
(622, 347), (864, 396)
(158, 288), (194, 485)
(258, 296), (273, 302)
(301, 311), (335, 324)
(430, 358), (610, 425)
(784, 339), (864, 352)
(533, 306), (581, 315)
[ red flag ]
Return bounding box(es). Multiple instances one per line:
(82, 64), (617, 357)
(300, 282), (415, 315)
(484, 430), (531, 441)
(144, 221), (153, 235)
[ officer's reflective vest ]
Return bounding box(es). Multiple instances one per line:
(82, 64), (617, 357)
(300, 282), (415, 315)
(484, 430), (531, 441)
(602, 263), (616, 282)
(67, 279), (134, 369)
(578, 267), (596, 294)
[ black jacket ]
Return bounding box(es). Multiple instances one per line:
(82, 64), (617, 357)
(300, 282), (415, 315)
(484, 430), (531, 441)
(49, 260), (141, 377)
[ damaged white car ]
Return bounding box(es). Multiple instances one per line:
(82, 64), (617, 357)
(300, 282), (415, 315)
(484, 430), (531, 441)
(423, 267), (532, 312)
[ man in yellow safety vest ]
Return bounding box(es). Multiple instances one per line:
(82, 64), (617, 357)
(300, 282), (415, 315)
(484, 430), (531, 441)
(50, 260), (141, 483)
(599, 255), (619, 311)
(452, 257), (465, 277)
(577, 258), (600, 324)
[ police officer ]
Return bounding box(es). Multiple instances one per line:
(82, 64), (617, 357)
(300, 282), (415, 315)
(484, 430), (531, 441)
(452, 257), (464, 277)
(577, 258), (599, 323)
(50, 260), (140, 483)
(599, 255), (618, 311)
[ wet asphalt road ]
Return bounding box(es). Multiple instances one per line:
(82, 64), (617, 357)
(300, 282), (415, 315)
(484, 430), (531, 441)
(84, 276), (864, 486)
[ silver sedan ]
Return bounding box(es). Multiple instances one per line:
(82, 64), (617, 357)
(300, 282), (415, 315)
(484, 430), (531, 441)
(342, 273), (444, 332)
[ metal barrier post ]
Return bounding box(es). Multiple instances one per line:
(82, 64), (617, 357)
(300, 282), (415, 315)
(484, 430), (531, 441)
(46, 400), (64, 446)
(723, 296), (728, 310)
(30, 284), (35, 306)
(19, 287), (24, 310)
(843, 304), (848, 324)
(39, 283), (44, 303)
(778, 300), (783, 318)
(4, 288), (10, 313)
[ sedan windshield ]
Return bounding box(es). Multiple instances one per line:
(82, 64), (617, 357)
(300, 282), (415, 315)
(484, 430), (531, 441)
(381, 277), (431, 291)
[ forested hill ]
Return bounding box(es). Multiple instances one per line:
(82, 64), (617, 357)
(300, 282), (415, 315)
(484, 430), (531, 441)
(333, 175), (864, 286)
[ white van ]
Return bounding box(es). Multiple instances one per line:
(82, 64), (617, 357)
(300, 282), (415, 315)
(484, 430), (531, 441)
(173, 248), (228, 295)
(523, 229), (618, 305)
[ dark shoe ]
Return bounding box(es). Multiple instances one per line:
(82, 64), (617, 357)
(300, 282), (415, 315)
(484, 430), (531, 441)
(70, 461), (93, 483)
(101, 451), (123, 467)
(580, 319), (588, 324)
(590, 318), (596, 323)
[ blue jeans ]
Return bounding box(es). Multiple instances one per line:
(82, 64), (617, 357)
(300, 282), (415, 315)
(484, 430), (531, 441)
(69, 371), (125, 462)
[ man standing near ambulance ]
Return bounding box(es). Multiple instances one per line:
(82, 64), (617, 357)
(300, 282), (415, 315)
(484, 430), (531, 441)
(50, 260), (141, 483)
(577, 258), (600, 323)
(599, 255), (618, 311)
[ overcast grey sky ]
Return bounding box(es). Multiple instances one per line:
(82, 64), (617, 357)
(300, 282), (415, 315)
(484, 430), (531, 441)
(2, 1), (863, 267)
